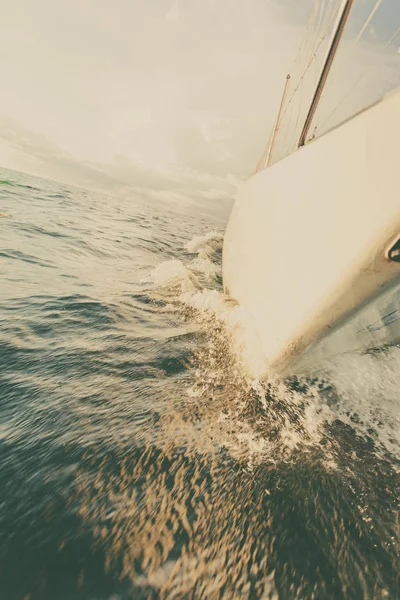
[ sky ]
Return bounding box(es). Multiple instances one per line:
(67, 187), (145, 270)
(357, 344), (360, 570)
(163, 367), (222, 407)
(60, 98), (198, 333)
(0, 0), (398, 201)
(0, 0), (305, 199)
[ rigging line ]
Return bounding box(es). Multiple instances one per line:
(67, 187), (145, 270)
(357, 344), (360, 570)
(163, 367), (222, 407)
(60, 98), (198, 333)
(255, 73), (292, 172)
(267, 0), (343, 164)
(292, 0), (321, 82)
(279, 0), (343, 122)
(265, 74), (291, 168)
(284, 0), (326, 93)
(313, 21), (400, 134)
(267, 0), (343, 166)
(311, 0), (326, 47)
(385, 25), (400, 48)
(353, 0), (385, 46)
(254, 135), (272, 173)
(299, 0), (356, 147)
(291, 0), (340, 97)
(280, 37), (328, 122)
(315, 0), (393, 127)
(316, 74), (365, 132)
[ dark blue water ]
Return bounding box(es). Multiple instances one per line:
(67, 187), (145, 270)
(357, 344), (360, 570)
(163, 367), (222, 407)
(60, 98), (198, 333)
(0, 167), (399, 599)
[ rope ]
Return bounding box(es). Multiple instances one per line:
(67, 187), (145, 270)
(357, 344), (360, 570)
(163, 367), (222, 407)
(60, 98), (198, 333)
(267, 0), (343, 163)
(258, 0), (398, 167)
(385, 25), (400, 49)
(316, 10), (400, 135)
(353, 0), (385, 46)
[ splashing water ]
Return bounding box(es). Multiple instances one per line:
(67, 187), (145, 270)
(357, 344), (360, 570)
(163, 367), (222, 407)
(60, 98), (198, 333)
(77, 228), (400, 599)
(1, 170), (399, 599)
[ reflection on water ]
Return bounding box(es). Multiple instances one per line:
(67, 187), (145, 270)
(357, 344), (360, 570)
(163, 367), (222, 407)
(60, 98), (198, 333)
(0, 169), (399, 599)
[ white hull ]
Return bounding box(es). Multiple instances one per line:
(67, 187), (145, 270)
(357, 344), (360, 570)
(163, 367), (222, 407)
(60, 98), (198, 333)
(223, 88), (400, 376)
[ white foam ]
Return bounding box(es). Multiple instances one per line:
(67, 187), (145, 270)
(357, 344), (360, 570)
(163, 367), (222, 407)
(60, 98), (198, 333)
(185, 230), (223, 254)
(148, 229), (400, 468)
(149, 259), (194, 292)
(321, 349), (400, 460)
(147, 231), (223, 293)
(181, 287), (267, 378)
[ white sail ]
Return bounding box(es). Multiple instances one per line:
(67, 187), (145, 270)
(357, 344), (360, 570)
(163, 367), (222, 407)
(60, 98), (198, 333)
(257, 0), (400, 169)
(257, 0), (349, 169)
(309, 0), (400, 140)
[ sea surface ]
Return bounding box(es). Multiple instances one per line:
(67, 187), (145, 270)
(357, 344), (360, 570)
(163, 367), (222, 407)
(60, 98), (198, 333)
(0, 167), (399, 600)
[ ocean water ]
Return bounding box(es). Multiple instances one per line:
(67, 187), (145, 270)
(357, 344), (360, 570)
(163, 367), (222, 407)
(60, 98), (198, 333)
(0, 167), (399, 600)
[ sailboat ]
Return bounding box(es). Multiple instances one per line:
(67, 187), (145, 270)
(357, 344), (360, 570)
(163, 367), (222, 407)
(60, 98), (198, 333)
(223, 0), (400, 375)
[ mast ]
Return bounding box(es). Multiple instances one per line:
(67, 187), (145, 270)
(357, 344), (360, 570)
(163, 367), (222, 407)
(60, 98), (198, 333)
(298, 0), (356, 148)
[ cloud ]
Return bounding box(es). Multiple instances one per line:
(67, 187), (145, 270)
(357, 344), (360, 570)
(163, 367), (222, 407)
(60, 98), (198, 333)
(0, 118), (125, 192)
(0, 0), (398, 196)
(0, 0), (304, 191)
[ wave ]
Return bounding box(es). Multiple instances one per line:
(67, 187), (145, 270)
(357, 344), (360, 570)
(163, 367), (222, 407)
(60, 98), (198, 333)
(74, 228), (400, 599)
(145, 229), (400, 468)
